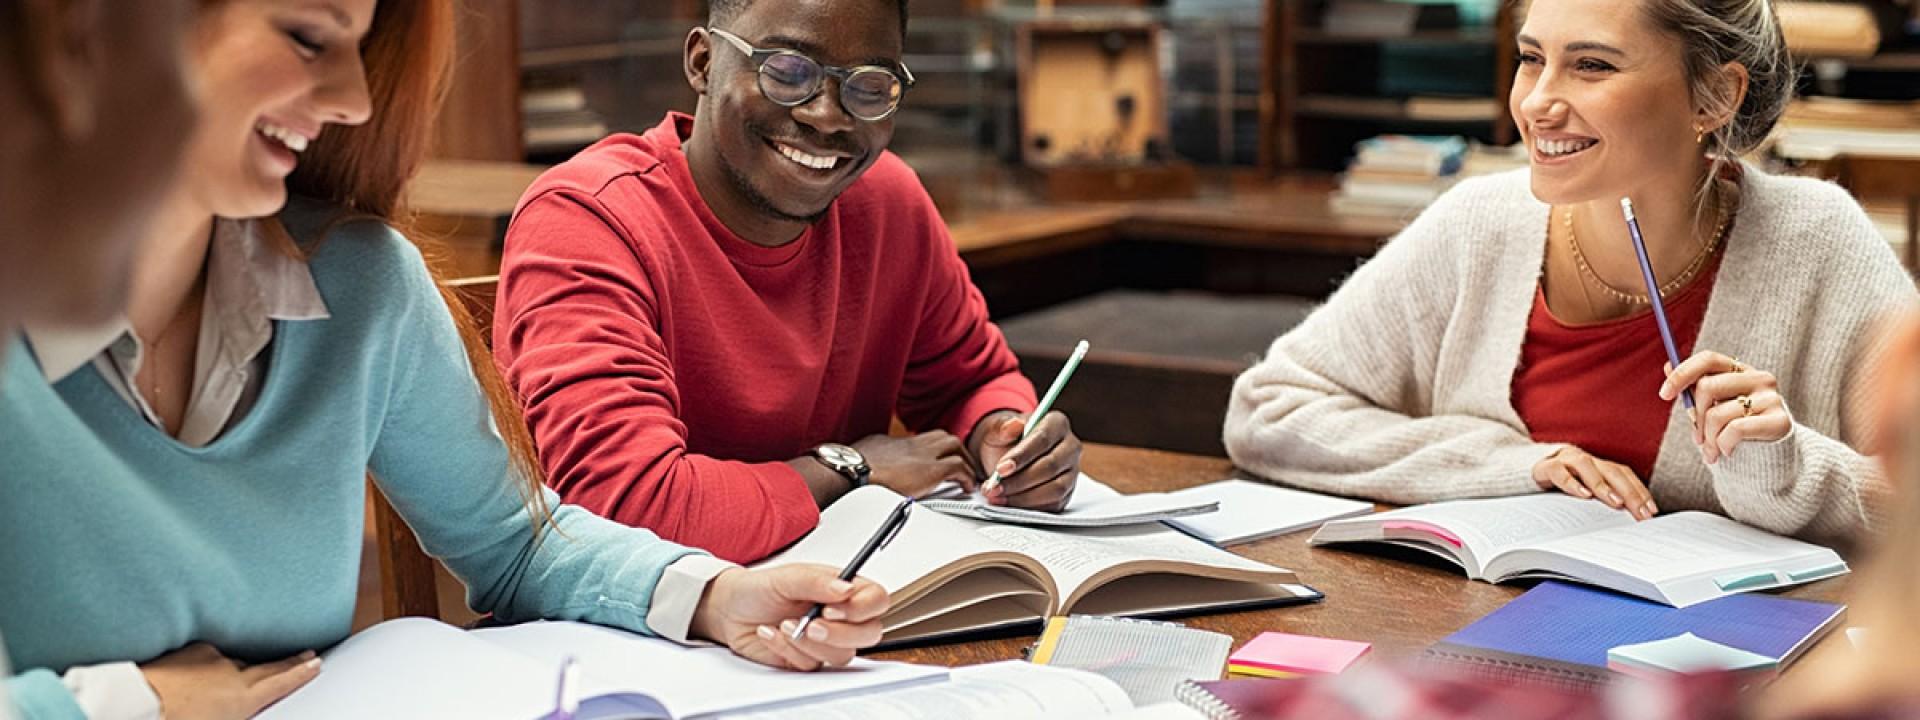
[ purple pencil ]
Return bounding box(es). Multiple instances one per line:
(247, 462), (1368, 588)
(1620, 197), (1696, 410)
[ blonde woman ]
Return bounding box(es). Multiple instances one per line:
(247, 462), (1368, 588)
(1226, 0), (1913, 544)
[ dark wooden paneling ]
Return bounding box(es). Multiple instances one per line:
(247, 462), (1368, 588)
(439, 0), (524, 161)
(1019, 348), (1242, 457)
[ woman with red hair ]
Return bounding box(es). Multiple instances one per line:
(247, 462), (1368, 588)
(0, 2), (886, 719)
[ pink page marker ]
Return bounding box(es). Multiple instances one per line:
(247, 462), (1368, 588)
(1382, 520), (1463, 548)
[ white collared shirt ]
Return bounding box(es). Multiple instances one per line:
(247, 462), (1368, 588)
(18, 217), (729, 720)
(25, 217), (328, 447)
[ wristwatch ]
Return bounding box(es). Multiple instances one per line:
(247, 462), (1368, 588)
(811, 443), (871, 489)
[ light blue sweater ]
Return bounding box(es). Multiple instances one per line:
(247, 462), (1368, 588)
(1, 202), (702, 719)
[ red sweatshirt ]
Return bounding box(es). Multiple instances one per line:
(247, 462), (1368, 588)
(494, 113), (1037, 563)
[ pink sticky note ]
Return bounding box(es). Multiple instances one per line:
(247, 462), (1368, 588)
(1227, 632), (1373, 676)
(1382, 520), (1463, 548)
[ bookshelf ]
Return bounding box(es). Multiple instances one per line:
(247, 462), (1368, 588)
(1260, 0), (1519, 172)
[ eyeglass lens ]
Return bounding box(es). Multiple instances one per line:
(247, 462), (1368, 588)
(757, 52), (903, 120)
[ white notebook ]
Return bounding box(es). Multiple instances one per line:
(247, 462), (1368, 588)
(1163, 479), (1375, 545)
(723, 661), (1137, 719)
(921, 475), (1220, 528)
(259, 618), (945, 719)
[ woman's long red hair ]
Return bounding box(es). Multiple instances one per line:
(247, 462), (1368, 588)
(283, 0), (553, 534)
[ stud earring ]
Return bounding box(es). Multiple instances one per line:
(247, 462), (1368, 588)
(1695, 126), (1706, 144)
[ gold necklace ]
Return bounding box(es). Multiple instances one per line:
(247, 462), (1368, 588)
(1565, 205), (1729, 306)
(140, 289), (203, 403)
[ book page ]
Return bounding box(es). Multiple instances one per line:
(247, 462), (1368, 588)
(720, 661), (1134, 720)
(972, 522), (1289, 607)
(471, 621), (947, 718)
(756, 487), (1037, 596)
(1386, 494), (1634, 565)
(260, 618), (553, 719)
(1510, 512), (1843, 599)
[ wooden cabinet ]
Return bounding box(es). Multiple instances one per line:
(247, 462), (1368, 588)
(1260, 0), (1517, 172)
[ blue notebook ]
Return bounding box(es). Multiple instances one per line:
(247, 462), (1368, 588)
(1422, 582), (1844, 689)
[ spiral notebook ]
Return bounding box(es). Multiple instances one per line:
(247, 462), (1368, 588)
(1029, 615), (1233, 706)
(1420, 581), (1844, 690)
(1173, 678), (1291, 720)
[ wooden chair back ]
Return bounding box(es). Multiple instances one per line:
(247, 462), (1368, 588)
(366, 275), (502, 621)
(1828, 154), (1920, 273)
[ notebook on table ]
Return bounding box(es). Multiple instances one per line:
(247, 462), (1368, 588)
(922, 475), (1221, 528)
(725, 660), (1212, 719)
(1174, 678), (1292, 720)
(1030, 615), (1234, 706)
(1309, 493), (1848, 606)
(756, 486), (1322, 648)
(1164, 479), (1374, 546)
(1421, 581), (1845, 690)
(258, 618), (946, 719)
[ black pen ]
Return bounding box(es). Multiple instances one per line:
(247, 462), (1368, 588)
(790, 497), (913, 641)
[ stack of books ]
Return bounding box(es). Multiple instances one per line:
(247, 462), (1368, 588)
(522, 84), (609, 157)
(1330, 135), (1468, 218)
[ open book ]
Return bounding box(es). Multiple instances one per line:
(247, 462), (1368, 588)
(1309, 494), (1849, 607)
(756, 486), (1320, 647)
(723, 660), (1207, 720)
(259, 619), (945, 719)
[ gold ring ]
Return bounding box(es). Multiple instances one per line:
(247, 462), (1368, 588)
(1738, 395), (1754, 416)
(1729, 359), (1746, 374)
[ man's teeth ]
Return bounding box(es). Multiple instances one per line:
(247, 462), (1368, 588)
(776, 143), (841, 171)
(257, 121), (310, 153)
(1535, 137), (1596, 157)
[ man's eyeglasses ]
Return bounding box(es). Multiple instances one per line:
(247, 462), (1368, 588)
(706, 28), (915, 122)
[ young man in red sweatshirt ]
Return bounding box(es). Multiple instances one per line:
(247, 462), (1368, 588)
(494, 0), (1083, 563)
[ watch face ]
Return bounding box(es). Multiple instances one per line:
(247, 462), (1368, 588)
(818, 443), (863, 468)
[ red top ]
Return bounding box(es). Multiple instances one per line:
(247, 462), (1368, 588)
(1511, 258), (1720, 481)
(495, 113), (1037, 562)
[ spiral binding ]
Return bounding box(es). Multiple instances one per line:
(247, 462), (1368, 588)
(1416, 647), (1611, 693)
(1173, 678), (1240, 720)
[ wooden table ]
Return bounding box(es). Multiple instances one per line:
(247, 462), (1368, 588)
(872, 443), (1853, 675)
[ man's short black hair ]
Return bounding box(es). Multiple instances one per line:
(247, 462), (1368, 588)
(707, 0), (910, 36)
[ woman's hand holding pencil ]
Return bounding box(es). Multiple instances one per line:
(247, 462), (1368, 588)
(1662, 351), (1795, 464)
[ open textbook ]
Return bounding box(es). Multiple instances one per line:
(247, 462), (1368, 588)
(1309, 494), (1848, 607)
(756, 486), (1320, 647)
(258, 619), (945, 719)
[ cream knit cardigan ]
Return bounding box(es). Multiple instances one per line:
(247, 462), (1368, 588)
(1224, 165), (1916, 544)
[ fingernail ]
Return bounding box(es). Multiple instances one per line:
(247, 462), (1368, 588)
(996, 460), (1015, 476)
(807, 623), (829, 642)
(1576, 488), (1592, 499)
(824, 607), (847, 621)
(756, 625), (776, 640)
(1647, 501), (1659, 515)
(827, 579), (854, 595)
(299, 650), (317, 661)
(780, 620), (799, 635)
(302, 657), (322, 671)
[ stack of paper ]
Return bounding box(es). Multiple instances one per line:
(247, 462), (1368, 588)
(1225, 632), (1372, 678)
(1606, 632), (1778, 679)
(1163, 479), (1374, 545)
(921, 475), (1219, 528)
